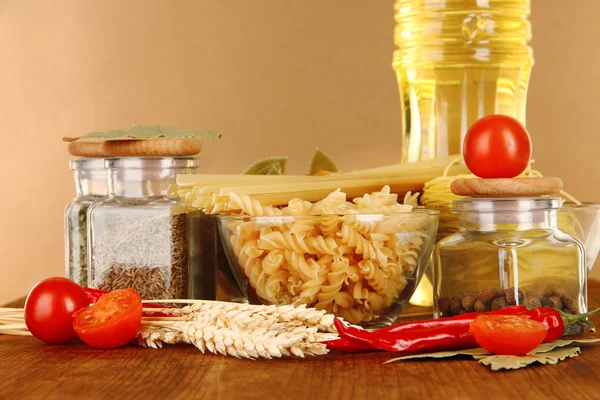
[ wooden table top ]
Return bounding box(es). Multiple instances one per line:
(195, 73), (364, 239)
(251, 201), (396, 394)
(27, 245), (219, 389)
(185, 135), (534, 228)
(2, 283), (600, 400)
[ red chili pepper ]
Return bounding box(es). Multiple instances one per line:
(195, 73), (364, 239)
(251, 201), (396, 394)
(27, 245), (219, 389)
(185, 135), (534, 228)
(515, 307), (598, 343)
(320, 338), (378, 353)
(376, 306), (526, 335)
(83, 288), (107, 305)
(336, 318), (482, 354)
(332, 305), (526, 352)
(334, 305), (599, 354)
(82, 288), (167, 317)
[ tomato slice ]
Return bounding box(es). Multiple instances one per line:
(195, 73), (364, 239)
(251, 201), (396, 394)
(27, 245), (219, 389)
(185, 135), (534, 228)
(470, 314), (548, 355)
(72, 288), (142, 349)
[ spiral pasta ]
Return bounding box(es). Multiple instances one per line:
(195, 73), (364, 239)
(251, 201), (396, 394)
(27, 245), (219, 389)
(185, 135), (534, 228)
(220, 186), (434, 324)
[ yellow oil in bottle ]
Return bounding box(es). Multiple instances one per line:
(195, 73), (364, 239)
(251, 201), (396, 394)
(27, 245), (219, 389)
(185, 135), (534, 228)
(393, 0), (534, 162)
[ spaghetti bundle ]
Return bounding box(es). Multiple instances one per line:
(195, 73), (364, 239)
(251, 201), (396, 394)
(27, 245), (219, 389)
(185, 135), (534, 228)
(175, 156), (469, 211)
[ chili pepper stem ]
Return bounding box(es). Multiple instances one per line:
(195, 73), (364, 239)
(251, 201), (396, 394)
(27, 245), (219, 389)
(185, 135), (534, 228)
(561, 307), (600, 333)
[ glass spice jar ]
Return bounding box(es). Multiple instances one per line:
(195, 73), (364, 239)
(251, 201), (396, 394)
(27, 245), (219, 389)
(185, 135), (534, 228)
(87, 157), (211, 300)
(65, 158), (108, 287)
(433, 197), (587, 318)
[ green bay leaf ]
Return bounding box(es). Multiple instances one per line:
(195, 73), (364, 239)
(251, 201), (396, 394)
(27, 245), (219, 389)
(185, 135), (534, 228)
(63, 125), (221, 142)
(242, 156), (287, 175)
(308, 148), (339, 176)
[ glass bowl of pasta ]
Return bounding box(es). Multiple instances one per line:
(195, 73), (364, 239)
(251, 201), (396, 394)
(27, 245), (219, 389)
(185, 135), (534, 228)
(216, 189), (439, 326)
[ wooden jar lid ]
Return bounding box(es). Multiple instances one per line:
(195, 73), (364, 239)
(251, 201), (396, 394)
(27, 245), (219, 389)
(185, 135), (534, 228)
(67, 142), (105, 158)
(451, 177), (563, 198)
(101, 138), (202, 157)
(68, 138), (202, 158)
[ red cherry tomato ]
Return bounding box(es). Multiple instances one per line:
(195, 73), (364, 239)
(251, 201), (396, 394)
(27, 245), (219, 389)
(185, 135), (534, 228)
(72, 288), (142, 349)
(463, 114), (532, 178)
(24, 277), (89, 345)
(470, 314), (548, 355)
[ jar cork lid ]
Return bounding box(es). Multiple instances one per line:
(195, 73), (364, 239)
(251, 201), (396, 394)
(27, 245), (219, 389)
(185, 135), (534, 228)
(68, 138), (203, 158)
(451, 177), (563, 198)
(65, 126), (218, 158)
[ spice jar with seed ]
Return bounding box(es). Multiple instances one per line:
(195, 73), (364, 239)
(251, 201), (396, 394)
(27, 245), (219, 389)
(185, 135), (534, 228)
(87, 157), (206, 300)
(65, 158), (108, 287)
(433, 197), (587, 318)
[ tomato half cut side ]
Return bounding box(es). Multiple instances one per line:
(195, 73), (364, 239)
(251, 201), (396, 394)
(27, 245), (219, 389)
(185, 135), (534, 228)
(72, 288), (143, 349)
(470, 314), (548, 355)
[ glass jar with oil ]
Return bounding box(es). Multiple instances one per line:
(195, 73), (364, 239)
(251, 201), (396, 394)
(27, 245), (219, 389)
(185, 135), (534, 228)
(433, 197), (587, 318)
(393, 0), (534, 162)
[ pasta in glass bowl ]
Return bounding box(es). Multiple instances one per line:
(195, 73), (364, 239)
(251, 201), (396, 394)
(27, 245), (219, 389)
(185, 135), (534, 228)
(217, 210), (439, 326)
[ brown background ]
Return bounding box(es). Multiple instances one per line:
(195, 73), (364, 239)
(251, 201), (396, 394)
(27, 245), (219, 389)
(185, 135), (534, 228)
(0, 0), (599, 304)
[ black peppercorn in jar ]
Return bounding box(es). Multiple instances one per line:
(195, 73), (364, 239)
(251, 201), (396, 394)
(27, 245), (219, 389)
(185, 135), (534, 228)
(433, 197), (587, 317)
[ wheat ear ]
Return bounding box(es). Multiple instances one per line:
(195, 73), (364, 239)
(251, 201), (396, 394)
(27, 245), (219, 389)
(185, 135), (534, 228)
(151, 301), (338, 333)
(180, 321), (336, 359)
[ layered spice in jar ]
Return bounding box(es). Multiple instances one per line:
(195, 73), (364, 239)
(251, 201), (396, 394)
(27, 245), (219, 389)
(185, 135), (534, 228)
(433, 197), (587, 317)
(87, 157), (208, 300)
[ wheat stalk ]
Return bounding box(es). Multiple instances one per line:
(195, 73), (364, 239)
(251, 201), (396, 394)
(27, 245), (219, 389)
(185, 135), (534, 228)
(143, 300), (339, 333)
(0, 330), (32, 336)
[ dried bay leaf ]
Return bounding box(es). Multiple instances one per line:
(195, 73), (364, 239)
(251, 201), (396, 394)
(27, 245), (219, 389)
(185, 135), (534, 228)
(478, 347), (581, 371)
(384, 347), (491, 364)
(384, 338), (600, 369)
(242, 157), (287, 175)
(63, 125), (221, 142)
(308, 148), (339, 176)
(529, 338), (600, 353)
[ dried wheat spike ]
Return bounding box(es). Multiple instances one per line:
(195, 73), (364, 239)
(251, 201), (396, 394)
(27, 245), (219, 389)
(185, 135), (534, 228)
(160, 301), (338, 333)
(135, 326), (183, 349)
(180, 320), (336, 359)
(189, 307), (291, 332)
(135, 317), (339, 358)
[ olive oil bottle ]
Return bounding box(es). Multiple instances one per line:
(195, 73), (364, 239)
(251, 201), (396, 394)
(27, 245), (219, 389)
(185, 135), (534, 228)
(393, 0), (534, 162)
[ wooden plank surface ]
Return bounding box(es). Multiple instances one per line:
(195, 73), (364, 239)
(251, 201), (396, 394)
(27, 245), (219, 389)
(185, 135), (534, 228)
(1, 283), (600, 400)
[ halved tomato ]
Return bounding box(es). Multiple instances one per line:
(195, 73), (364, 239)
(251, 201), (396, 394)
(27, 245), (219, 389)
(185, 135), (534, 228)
(72, 288), (142, 349)
(470, 314), (548, 355)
